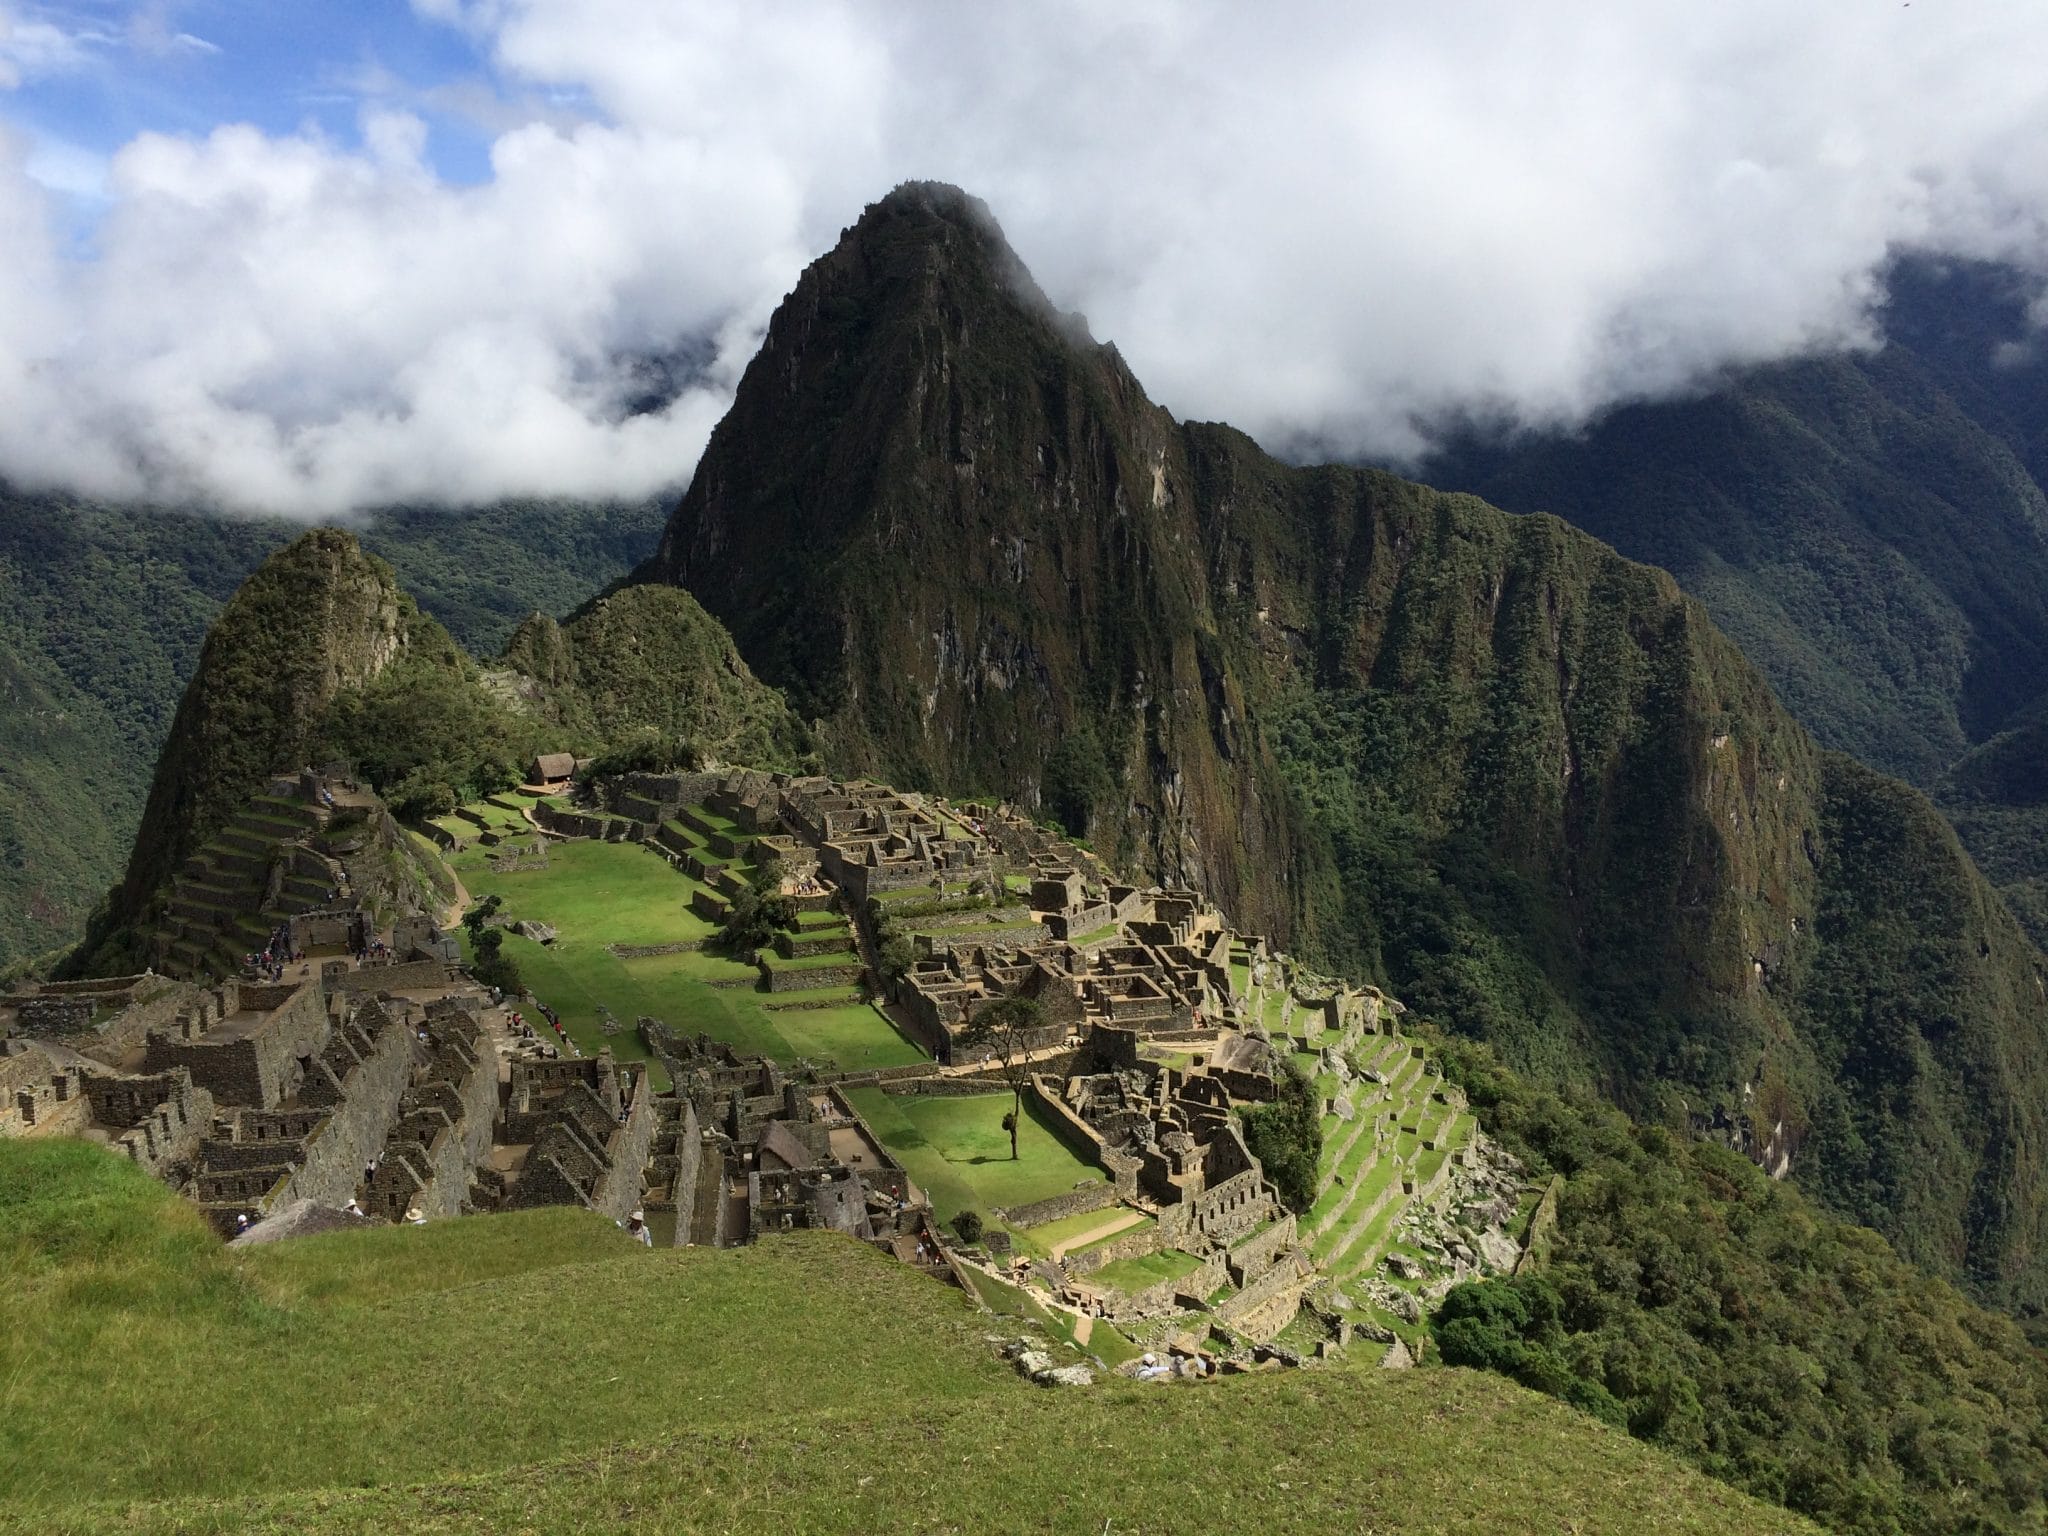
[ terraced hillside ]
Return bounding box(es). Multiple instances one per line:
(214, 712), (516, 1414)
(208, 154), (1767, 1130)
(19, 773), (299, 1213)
(436, 794), (919, 1078)
(145, 785), (334, 978)
(0, 1137), (1816, 1535)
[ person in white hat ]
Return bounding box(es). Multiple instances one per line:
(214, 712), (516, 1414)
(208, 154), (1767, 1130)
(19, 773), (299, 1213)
(624, 1209), (653, 1247)
(406, 1206), (426, 1225)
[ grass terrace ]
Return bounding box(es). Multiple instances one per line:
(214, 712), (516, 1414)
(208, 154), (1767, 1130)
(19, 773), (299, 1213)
(843, 1088), (1108, 1228)
(1090, 1247), (1204, 1295)
(443, 833), (925, 1075)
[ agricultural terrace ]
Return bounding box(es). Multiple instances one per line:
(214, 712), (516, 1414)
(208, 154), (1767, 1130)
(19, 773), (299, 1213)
(842, 1086), (1107, 1232)
(439, 800), (928, 1082)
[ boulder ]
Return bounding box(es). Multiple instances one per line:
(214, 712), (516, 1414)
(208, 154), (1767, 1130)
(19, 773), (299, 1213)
(1036, 1364), (1095, 1387)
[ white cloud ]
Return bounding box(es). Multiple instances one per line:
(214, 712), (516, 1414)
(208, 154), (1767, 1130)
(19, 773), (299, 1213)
(6, 0), (2048, 513)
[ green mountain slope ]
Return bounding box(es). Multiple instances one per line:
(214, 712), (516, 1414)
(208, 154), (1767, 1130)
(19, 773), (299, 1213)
(0, 1138), (1820, 1536)
(638, 184), (2048, 1319)
(0, 629), (132, 966)
(1423, 259), (2048, 941)
(502, 583), (809, 769)
(98, 531), (417, 943)
(0, 493), (663, 968)
(71, 525), (802, 972)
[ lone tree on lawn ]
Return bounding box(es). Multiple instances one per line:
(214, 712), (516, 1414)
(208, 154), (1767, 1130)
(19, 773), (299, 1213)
(959, 996), (1046, 1161)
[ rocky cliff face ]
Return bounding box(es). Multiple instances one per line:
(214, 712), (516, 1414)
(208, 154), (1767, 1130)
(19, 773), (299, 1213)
(644, 183), (1304, 933)
(106, 530), (411, 935)
(642, 183), (2048, 1314)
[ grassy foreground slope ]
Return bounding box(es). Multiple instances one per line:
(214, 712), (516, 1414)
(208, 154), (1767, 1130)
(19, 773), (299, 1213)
(0, 1141), (1811, 1536)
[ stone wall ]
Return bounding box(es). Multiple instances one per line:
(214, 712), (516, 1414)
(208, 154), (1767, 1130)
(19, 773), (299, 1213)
(1215, 1251), (1309, 1341)
(667, 1098), (704, 1246)
(281, 1013), (418, 1207)
(1104, 1249), (1230, 1322)
(1226, 1213), (1298, 1285)
(117, 1080), (214, 1178)
(1513, 1174), (1563, 1277)
(143, 982), (330, 1110)
(14, 996), (93, 1034)
(1025, 1074), (1113, 1168)
(1061, 1215), (1163, 1277)
(330, 960), (458, 995)
(590, 1065), (657, 1223)
(762, 960), (864, 993)
(1001, 1179), (1121, 1229)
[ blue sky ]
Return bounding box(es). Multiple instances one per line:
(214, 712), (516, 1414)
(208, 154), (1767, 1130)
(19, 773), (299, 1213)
(3, 0), (547, 197)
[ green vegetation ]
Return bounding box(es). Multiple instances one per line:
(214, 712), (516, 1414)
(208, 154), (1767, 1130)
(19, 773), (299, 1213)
(1429, 257), (2048, 943)
(317, 611), (551, 818)
(1430, 1033), (2048, 1536)
(842, 1086), (1105, 1228)
(635, 184), (2048, 1320)
(443, 834), (922, 1074)
(1238, 1057), (1322, 1213)
(501, 583), (808, 772)
(959, 994), (1048, 1160)
(0, 1136), (1815, 1536)
(1090, 1247), (1203, 1295)
(715, 868), (798, 952)
(0, 492), (661, 970)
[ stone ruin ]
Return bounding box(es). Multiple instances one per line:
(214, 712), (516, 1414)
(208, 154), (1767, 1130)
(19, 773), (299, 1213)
(640, 1022), (924, 1256)
(488, 1050), (655, 1224)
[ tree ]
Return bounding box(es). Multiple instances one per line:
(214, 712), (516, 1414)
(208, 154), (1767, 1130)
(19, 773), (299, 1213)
(717, 866), (797, 953)
(465, 923), (522, 996)
(877, 933), (916, 983)
(958, 995), (1047, 1160)
(1238, 1056), (1322, 1212)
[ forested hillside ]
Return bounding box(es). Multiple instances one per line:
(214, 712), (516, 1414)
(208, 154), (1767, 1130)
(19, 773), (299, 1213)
(0, 493), (663, 968)
(1426, 257), (2048, 942)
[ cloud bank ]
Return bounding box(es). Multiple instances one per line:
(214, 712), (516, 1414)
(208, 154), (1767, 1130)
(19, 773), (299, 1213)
(5, 0), (2048, 515)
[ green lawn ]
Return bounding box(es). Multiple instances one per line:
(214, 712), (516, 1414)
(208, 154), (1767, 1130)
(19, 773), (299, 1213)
(1020, 1203), (1139, 1254)
(455, 835), (720, 949)
(843, 1088), (1107, 1226)
(1091, 1247), (1203, 1294)
(446, 837), (924, 1073)
(0, 1141), (1818, 1536)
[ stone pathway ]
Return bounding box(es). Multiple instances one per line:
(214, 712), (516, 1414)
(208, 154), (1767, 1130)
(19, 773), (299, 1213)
(1049, 1206), (1149, 1262)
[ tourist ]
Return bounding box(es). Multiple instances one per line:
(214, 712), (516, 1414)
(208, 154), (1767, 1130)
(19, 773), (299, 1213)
(625, 1209), (653, 1247)
(406, 1206), (427, 1225)
(235, 1213), (250, 1233)
(343, 1198), (364, 1217)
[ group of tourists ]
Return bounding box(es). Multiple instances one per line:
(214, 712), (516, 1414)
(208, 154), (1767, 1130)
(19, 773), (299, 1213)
(245, 924), (303, 983)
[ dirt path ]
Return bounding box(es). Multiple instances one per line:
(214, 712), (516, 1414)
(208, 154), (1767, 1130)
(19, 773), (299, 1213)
(1050, 1206), (1150, 1262)
(438, 865), (472, 930)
